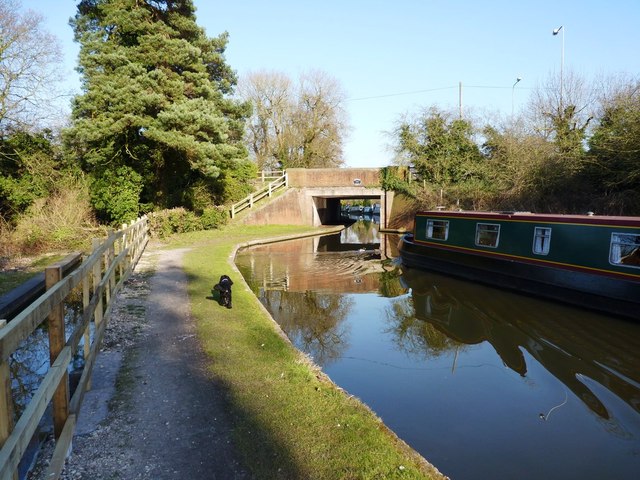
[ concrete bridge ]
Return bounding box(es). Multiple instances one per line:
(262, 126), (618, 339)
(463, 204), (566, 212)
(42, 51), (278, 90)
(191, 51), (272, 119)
(241, 168), (395, 228)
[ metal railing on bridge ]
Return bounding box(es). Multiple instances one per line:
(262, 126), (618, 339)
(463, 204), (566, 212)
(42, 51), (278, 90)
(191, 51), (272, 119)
(230, 171), (288, 219)
(0, 217), (149, 480)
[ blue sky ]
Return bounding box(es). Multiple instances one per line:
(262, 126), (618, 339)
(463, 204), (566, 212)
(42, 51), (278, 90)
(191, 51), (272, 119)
(22, 0), (640, 168)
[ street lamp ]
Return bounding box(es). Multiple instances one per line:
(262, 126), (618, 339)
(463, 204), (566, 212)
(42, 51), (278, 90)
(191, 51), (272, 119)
(512, 77), (522, 116)
(553, 25), (564, 111)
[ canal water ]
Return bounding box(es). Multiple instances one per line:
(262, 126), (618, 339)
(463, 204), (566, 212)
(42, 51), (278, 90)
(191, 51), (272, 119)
(234, 220), (640, 480)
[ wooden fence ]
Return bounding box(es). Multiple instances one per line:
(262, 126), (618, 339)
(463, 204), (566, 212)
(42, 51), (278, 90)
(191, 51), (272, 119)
(230, 171), (288, 219)
(0, 216), (149, 480)
(258, 170), (285, 183)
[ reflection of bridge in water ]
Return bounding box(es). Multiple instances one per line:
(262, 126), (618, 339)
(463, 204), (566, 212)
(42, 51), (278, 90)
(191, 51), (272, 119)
(236, 225), (399, 294)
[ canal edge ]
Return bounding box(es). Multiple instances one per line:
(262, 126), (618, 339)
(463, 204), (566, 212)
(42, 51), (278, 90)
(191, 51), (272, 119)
(227, 226), (449, 480)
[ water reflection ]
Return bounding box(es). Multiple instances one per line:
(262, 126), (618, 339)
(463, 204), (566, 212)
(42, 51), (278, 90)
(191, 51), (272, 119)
(264, 290), (354, 365)
(9, 287), (87, 419)
(235, 221), (640, 479)
(398, 267), (640, 424)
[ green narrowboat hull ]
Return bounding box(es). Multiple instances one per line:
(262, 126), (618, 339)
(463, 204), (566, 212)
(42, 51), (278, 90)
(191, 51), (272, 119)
(398, 211), (640, 320)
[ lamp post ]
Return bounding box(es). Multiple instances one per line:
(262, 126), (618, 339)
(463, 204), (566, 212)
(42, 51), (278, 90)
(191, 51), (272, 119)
(512, 77), (522, 116)
(553, 25), (564, 111)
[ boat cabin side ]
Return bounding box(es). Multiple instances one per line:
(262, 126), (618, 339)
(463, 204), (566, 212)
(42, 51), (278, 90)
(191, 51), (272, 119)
(412, 211), (640, 279)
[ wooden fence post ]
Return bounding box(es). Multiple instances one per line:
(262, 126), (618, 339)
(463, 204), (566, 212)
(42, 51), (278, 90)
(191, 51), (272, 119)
(121, 223), (129, 276)
(103, 232), (112, 308)
(109, 231), (116, 297)
(82, 272), (91, 392)
(0, 320), (17, 480)
(45, 265), (69, 440)
(0, 320), (14, 442)
(92, 238), (104, 330)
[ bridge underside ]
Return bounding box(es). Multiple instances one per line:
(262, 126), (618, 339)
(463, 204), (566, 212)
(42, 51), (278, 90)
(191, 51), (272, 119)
(312, 188), (386, 226)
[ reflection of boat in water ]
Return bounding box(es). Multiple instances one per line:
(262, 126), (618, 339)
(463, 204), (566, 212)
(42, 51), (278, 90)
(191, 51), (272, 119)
(399, 210), (640, 320)
(400, 267), (640, 420)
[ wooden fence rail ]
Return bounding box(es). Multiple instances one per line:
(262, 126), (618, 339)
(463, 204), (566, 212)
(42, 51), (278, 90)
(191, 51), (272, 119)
(0, 216), (149, 480)
(230, 171), (288, 219)
(258, 170), (285, 182)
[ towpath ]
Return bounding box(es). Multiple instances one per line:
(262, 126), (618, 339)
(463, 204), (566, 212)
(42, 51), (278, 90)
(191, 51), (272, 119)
(31, 247), (251, 479)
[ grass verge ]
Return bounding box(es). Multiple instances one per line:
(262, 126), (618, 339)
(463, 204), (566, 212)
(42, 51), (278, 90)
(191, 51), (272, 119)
(0, 254), (67, 296)
(180, 224), (445, 480)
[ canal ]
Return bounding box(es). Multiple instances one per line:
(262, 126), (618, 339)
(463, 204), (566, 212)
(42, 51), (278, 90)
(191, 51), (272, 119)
(234, 220), (640, 480)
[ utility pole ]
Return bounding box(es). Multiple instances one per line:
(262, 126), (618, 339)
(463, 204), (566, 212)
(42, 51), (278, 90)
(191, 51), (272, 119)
(459, 81), (463, 119)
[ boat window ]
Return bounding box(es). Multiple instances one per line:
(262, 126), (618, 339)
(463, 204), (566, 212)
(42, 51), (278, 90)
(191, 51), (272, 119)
(475, 223), (500, 248)
(426, 220), (449, 240)
(609, 233), (640, 269)
(533, 227), (552, 255)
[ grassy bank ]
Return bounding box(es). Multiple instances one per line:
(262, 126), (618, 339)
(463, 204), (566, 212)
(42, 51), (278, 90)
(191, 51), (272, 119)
(0, 254), (67, 296)
(178, 224), (444, 480)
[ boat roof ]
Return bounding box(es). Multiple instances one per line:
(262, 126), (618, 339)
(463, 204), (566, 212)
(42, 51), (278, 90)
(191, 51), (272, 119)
(416, 210), (640, 227)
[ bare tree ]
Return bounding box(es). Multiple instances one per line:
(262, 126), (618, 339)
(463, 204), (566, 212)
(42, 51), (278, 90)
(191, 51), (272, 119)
(294, 70), (349, 168)
(525, 70), (595, 147)
(0, 0), (63, 133)
(239, 69), (349, 169)
(239, 70), (294, 170)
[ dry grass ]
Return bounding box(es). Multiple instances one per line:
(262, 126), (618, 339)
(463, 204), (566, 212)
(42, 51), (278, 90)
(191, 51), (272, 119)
(5, 183), (102, 256)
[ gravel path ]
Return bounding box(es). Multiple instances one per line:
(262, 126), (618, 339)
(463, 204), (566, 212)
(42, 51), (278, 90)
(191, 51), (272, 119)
(31, 247), (251, 479)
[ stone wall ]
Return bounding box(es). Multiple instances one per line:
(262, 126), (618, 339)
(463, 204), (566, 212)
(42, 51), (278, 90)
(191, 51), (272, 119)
(287, 168), (380, 188)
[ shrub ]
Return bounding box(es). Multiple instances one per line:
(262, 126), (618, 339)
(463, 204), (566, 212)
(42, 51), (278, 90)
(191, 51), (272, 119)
(214, 159), (258, 204)
(183, 180), (215, 214)
(9, 181), (98, 254)
(148, 206), (230, 238)
(90, 166), (143, 225)
(200, 206), (229, 230)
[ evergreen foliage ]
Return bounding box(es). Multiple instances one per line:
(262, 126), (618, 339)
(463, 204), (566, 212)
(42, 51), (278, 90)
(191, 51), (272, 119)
(379, 166), (414, 196)
(396, 108), (485, 188)
(0, 130), (80, 224)
(67, 0), (250, 224)
(587, 81), (640, 214)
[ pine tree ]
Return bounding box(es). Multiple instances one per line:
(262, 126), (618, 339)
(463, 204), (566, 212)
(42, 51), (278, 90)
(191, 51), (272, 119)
(67, 0), (250, 222)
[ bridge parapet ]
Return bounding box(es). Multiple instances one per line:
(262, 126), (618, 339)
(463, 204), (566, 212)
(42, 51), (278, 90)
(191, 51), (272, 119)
(287, 168), (380, 188)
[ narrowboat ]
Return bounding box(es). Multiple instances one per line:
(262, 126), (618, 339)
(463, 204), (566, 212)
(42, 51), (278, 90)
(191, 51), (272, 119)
(398, 211), (640, 320)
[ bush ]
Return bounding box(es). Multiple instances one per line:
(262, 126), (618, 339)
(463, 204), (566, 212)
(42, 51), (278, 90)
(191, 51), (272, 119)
(90, 166), (143, 225)
(215, 159), (258, 204)
(200, 206), (229, 230)
(147, 206), (229, 238)
(183, 180), (215, 213)
(9, 181), (98, 255)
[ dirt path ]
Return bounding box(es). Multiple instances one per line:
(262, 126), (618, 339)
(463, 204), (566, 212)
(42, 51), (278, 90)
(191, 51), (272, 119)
(34, 248), (252, 479)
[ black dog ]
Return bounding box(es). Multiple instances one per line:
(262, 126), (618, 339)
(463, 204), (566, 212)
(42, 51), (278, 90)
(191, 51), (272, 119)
(213, 275), (233, 308)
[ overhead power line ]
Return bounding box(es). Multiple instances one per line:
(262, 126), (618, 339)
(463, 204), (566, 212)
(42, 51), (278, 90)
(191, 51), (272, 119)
(347, 86), (456, 102)
(347, 84), (533, 102)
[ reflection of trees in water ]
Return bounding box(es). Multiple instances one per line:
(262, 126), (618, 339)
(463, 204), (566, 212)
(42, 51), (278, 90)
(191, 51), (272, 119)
(342, 220), (379, 244)
(10, 327), (49, 419)
(377, 265), (408, 298)
(384, 296), (466, 359)
(263, 290), (353, 366)
(9, 287), (85, 419)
